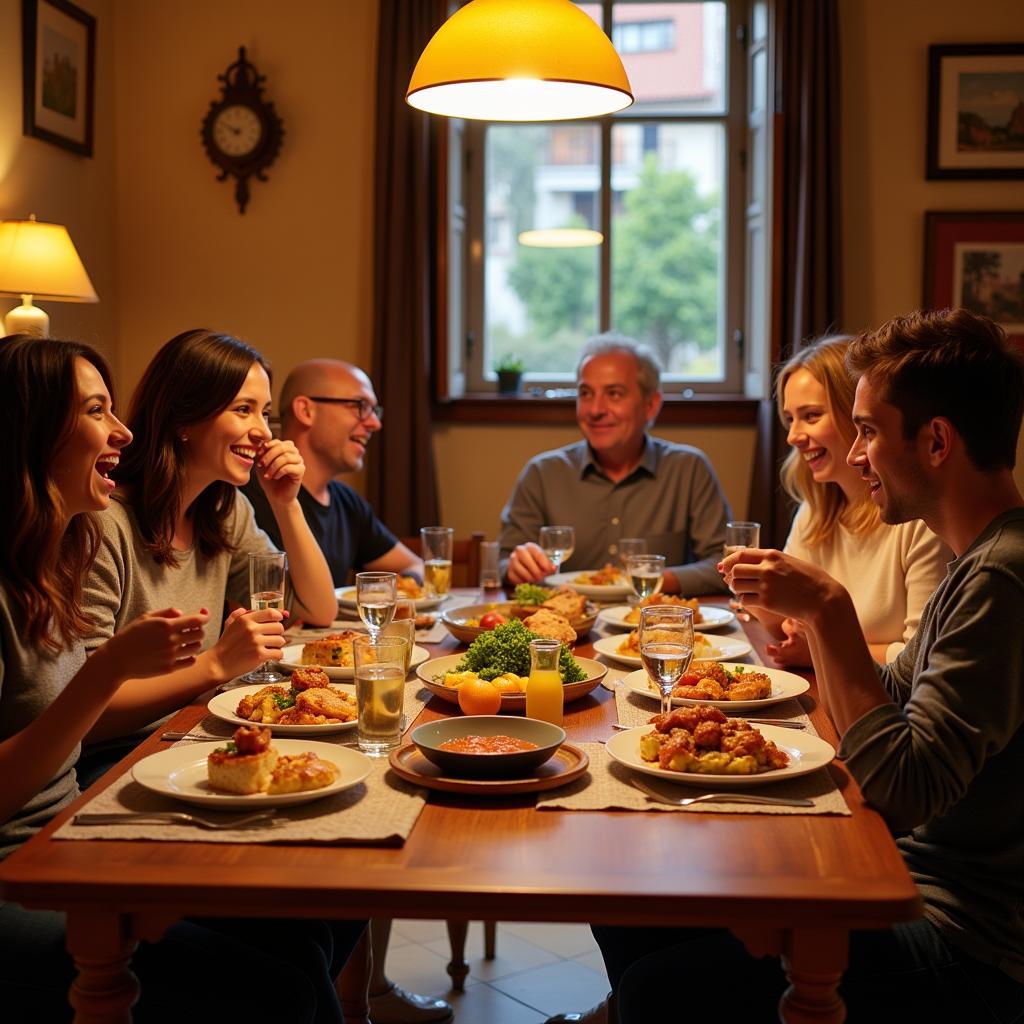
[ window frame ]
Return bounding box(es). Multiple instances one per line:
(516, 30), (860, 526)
(435, 0), (771, 418)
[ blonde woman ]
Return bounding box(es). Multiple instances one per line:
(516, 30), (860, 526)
(762, 335), (949, 666)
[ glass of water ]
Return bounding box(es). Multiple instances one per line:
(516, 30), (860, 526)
(618, 537), (647, 570)
(355, 571), (397, 639)
(639, 605), (694, 717)
(240, 551), (288, 684)
(353, 635), (408, 756)
(625, 553), (666, 604)
(724, 521), (761, 618)
(539, 525), (575, 573)
(382, 598), (416, 676)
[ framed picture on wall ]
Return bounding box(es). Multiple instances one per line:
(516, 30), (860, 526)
(22, 0), (96, 157)
(924, 211), (1024, 343)
(926, 43), (1024, 180)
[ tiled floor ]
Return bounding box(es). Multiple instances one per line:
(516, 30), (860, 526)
(387, 919), (610, 1023)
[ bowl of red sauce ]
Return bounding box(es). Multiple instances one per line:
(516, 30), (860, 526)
(410, 716), (566, 778)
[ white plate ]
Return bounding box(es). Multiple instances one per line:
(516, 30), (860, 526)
(545, 571), (633, 601)
(620, 664), (810, 710)
(131, 739), (373, 808)
(605, 724), (833, 788)
(336, 587), (442, 611)
(591, 633), (752, 667)
(598, 604), (736, 632)
(207, 684), (358, 735)
(275, 642), (430, 680)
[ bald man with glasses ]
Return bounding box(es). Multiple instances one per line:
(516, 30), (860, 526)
(243, 358), (422, 588)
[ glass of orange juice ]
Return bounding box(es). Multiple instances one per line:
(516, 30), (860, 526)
(525, 638), (563, 726)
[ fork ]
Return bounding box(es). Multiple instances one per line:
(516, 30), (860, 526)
(73, 810), (282, 830)
(630, 777), (813, 808)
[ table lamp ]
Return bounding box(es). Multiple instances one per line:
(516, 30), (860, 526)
(407, 0), (633, 122)
(0, 215), (98, 337)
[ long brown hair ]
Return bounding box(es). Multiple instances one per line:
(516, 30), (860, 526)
(114, 329), (271, 566)
(0, 335), (114, 649)
(775, 335), (879, 547)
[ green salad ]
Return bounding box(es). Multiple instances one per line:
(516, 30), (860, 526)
(513, 583), (554, 606)
(451, 619), (585, 683)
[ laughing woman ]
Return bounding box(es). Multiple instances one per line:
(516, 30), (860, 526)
(80, 329), (337, 749)
(761, 335), (950, 666)
(0, 336), (362, 1022)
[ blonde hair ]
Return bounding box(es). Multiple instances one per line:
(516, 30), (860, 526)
(775, 335), (879, 547)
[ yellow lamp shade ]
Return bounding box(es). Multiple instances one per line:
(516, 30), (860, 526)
(407, 0), (633, 122)
(0, 218), (98, 302)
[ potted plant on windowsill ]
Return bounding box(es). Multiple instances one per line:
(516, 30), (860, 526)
(495, 355), (525, 395)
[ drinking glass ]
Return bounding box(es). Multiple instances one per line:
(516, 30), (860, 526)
(353, 635), (408, 756)
(355, 571), (397, 639)
(724, 521), (761, 618)
(639, 605), (694, 716)
(420, 527), (454, 600)
(539, 525), (575, 574)
(382, 598), (416, 676)
(625, 554), (666, 604)
(479, 540), (502, 591)
(618, 537), (647, 570)
(240, 552), (288, 684)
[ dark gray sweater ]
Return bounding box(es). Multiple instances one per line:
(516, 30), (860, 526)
(840, 508), (1024, 981)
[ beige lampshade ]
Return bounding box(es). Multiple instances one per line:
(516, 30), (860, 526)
(0, 217), (98, 302)
(407, 0), (633, 122)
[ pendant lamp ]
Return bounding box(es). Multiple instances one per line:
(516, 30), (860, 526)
(407, 0), (634, 122)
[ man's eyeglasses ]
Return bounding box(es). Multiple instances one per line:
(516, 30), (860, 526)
(307, 397), (383, 422)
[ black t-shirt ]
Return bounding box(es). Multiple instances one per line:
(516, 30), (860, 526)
(241, 479), (399, 587)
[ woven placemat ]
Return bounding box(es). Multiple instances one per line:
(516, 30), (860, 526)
(536, 742), (849, 816)
(54, 754), (427, 846)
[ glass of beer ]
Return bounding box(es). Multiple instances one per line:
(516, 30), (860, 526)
(420, 527), (454, 600)
(639, 605), (694, 716)
(355, 571), (397, 639)
(240, 551), (288, 684)
(353, 635), (408, 756)
(382, 598), (416, 676)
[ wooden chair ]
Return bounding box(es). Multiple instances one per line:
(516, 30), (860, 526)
(399, 531), (485, 589)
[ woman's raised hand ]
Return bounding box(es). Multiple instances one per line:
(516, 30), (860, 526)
(208, 606), (287, 682)
(103, 608), (209, 679)
(765, 616), (812, 667)
(255, 438), (305, 505)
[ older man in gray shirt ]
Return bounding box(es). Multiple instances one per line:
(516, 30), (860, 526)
(499, 334), (731, 596)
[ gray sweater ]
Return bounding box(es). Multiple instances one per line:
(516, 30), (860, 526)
(840, 508), (1024, 981)
(0, 585), (86, 860)
(84, 493), (278, 653)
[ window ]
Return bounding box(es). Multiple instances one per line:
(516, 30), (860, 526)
(447, 0), (770, 400)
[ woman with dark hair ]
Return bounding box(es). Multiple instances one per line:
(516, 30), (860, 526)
(81, 329), (337, 743)
(758, 334), (949, 667)
(0, 335), (364, 1021)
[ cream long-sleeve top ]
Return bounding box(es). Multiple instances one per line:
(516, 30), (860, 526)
(784, 503), (951, 661)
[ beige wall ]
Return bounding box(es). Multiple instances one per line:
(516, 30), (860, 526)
(839, 0), (1024, 486)
(0, 0), (118, 365)
(111, 0), (378, 394)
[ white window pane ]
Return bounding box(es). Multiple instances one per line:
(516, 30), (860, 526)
(484, 125), (601, 378)
(610, 121), (726, 381)
(612, 1), (727, 115)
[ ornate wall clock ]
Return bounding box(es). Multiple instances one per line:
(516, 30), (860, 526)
(201, 47), (284, 214)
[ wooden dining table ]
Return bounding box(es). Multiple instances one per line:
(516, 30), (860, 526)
(0, 592), (921, 1024)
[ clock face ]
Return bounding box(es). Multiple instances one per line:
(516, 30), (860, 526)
(212, 104), (263, 158)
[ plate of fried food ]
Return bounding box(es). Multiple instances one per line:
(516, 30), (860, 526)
(275, 634), (430, 680)
(605, 711), (833, 788)
(336, 577), (442, 611)
(546, 566), (633, 600)
(592, 630), (751, 668)
(621, 661), (810, 710)
(132, 725), (373, 808)
(208, 668), (359, 734)
(598, 598), (736, 632)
